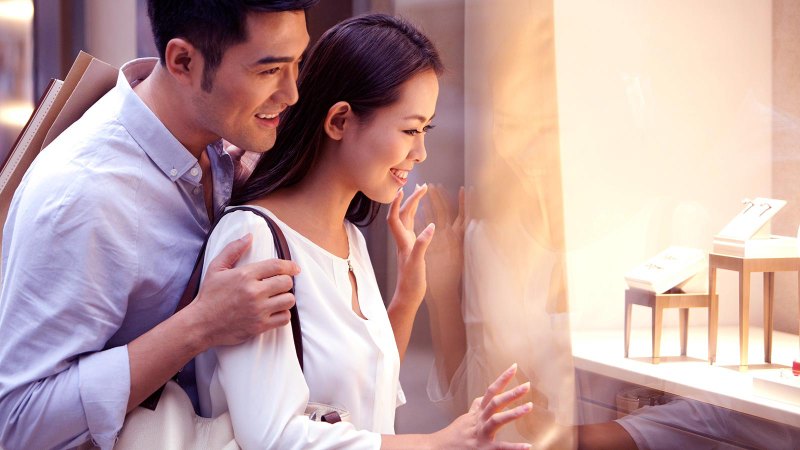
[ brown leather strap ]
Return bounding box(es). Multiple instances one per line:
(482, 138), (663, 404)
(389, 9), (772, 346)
(229, 207), (303, 372)
(176, 206), (303, 370)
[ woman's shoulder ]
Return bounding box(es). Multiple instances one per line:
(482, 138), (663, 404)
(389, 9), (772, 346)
(207, 206), (279, 257)
(216, 205), (277, 232)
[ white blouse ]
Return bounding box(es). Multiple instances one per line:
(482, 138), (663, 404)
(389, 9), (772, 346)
(195, 206), (405, 450)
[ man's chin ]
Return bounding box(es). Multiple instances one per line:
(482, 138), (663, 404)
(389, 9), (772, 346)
(235, 140), (277, 154)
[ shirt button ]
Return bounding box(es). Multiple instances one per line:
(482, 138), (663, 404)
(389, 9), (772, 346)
(190, 167), (200, 177)
(193, 187), (201, 195)
(170, 168), (178, 177)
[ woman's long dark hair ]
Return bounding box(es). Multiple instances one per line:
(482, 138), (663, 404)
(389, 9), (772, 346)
(232, 13), (444, 225)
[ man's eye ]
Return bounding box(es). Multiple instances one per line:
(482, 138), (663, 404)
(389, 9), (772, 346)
(260, 67), (281, 75)
(403, 130), (420, 136)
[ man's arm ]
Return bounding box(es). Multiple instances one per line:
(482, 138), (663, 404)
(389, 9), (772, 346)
(578, 422), (639, 450)
(126, 234), (298, 410)
(0, 175), (298, 450)
(0, 232), (298, 450)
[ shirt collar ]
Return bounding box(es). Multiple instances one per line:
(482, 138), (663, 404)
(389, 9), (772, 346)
(116, 58), (222, 183)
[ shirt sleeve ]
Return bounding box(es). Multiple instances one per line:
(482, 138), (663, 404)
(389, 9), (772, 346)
(0, 166), (137, 450)
(202, 211), (381, 450)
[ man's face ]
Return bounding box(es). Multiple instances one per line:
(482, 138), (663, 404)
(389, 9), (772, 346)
(191, 10), (309, 153)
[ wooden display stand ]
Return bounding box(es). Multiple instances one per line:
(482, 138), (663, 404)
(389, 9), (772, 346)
(624, 289), (713, 364)
(708, 253), (800, 369)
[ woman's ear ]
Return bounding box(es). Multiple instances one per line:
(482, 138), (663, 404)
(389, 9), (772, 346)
(164, 38), (202, 86)
(324, 101), (352, 141)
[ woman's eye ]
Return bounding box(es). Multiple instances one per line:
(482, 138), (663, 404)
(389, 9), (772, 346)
(404, 124), (435, 136)
(260, 67), (281, 75)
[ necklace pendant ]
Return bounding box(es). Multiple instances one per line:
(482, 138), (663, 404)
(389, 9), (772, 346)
(347, 259), (353, 272)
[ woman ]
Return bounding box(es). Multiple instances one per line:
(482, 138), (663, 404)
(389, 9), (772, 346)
(196, 14), (532, 449)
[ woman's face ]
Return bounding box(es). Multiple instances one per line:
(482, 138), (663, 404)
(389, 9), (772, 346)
(339, 69), (440, 203)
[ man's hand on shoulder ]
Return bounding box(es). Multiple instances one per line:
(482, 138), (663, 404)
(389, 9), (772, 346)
(187, 234), (300, 350)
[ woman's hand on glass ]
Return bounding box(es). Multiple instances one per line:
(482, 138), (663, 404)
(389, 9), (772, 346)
(433, 363), (533, 449)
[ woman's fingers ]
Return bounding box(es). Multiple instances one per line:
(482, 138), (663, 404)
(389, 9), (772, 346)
(480, 363), (518, 410)
(387, 189), (407, 244)
(408, 223), (435, 263)
(461, 364), (534, 450)
(480, 382), (530, 422)
(399, 183), (428, 229)
(481, 402), (533, 437)
(493, 441), (533, 450)
(387, 188), (404, 221)
(389, 184), (430, 255)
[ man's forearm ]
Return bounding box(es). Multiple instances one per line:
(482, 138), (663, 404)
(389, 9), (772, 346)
(0, 347), (131, 450)
(126, 305), (208, 410)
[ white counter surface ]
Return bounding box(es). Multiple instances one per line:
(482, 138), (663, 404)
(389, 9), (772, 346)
(572, 325), (800, 426)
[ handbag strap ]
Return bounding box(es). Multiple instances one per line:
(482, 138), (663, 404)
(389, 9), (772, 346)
(176, 206), (303, 371)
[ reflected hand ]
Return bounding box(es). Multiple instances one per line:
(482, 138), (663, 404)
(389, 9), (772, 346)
(423, 185), (465, 307)
(387, 184), (435, 306)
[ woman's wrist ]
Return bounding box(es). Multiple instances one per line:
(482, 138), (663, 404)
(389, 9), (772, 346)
(390, 285), (425, 309)
(388, 292), (423, 317)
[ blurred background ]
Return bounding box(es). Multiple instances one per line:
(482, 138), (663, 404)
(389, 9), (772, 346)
(2, 0), (800, 447)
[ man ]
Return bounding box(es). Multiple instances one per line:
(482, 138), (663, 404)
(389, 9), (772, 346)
(0, 1), (315, 448)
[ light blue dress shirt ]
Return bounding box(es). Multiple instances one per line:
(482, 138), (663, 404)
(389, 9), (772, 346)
(0, 58), (234, 450)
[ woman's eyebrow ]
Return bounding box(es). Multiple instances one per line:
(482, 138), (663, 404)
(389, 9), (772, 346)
(403, 113), (436, 122)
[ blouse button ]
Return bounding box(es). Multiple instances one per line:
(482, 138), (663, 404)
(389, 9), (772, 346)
(190, 167), (200, 177)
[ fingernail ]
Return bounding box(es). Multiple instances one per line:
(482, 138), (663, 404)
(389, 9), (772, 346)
(426, 223), (436, 235)
(509, 363), (518, 372)
(523, 402), (533, 412)
(516, 382), (530, 394)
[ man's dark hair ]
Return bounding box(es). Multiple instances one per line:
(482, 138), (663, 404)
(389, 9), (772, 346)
(147, 0), (318, 91)
(233, 14), (444, 225)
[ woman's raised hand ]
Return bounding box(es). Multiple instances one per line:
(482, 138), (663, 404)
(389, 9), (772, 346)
(433, 363), (533, 449)
(387, 184), (435, 305)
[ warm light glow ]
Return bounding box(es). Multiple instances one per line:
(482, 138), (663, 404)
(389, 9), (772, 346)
(0, 0), (33, 23)
(0, 101), (34, 128)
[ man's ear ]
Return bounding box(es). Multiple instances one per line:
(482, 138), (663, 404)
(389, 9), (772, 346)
(324, 101), (352, 141)
(164, 38), (202, 86)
